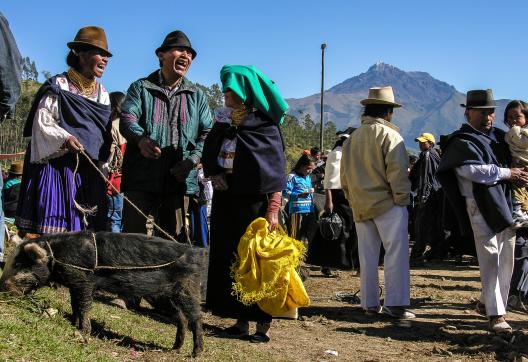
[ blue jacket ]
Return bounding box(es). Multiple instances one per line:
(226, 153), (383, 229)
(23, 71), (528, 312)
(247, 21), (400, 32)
(0, 12), (22, 118)
(284, 173), (314, 214)
(120, 71), (213, 195)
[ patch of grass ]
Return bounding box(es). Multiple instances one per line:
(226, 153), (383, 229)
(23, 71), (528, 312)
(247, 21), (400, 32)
(0, 286), (280, 361)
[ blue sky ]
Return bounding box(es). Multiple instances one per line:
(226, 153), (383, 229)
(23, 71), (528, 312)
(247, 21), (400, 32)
(3, 0), (526, 100)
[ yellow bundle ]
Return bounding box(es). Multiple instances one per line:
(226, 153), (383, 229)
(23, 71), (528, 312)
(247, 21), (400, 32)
(231, 217), (310, 317)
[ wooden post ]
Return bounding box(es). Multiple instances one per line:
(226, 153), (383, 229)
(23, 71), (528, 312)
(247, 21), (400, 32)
(320, 43), (326, 151)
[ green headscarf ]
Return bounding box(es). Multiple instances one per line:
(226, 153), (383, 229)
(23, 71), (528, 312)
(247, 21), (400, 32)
(220, 65), (289, 125)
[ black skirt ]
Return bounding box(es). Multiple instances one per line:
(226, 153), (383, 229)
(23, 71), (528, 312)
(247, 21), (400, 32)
(205, 186), (272, 322)
(306, 189), (358, 270)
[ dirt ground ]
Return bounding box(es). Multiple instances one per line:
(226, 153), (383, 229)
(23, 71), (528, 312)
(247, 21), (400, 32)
(201, 258), (528, 362)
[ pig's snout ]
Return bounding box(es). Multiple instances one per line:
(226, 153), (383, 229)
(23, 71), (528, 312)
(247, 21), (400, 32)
(0, 272), (38, 295)
(0, 278), (24, 295)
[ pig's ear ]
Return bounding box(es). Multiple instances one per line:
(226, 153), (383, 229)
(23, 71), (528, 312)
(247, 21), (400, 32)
(24, 243), (48, 264)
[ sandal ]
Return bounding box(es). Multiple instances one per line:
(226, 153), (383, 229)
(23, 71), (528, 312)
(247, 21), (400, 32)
(249, 331), (270, 343)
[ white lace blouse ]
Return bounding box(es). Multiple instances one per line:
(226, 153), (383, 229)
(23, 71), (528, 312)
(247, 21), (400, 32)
(30, 74), (109, 163)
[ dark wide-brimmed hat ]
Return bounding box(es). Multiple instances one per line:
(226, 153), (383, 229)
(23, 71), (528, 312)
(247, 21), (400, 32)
(155, 30), (197, 59)
(67, 26), (112, 57)
(8, 161), (23, 176)
(460, 89), (497, 109)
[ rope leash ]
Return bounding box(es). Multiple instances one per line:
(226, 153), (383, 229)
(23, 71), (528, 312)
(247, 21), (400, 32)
(45, 233), (179, 273)
(72, 153), (97, 228)
(75, 150), (185, 244)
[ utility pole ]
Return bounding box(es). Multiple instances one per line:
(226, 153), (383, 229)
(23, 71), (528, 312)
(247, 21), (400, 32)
(319, 43), (326, 151)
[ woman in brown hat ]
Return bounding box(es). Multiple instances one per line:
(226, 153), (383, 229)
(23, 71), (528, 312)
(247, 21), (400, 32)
(16, 26), (113, 235)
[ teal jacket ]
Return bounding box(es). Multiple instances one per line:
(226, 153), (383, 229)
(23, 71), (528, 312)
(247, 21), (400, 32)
(120, 71), (213, 195)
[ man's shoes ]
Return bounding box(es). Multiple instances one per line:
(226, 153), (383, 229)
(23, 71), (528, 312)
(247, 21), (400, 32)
(365, 306), (382, 316)
(321, 267), (337, 278)
(507, 295), (527, 312)
(475, 301), (487, 316)
(489, 316), (512, 334)
(249, 332), (270, 343)
(382, 306), (416, 319)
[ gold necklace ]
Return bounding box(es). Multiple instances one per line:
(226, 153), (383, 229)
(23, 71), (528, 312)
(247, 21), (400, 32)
(231, 105), (248, 126)
(67, 68), (97, 97)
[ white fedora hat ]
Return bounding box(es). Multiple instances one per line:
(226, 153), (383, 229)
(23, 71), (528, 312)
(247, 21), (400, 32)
(360, 86), (402, 108)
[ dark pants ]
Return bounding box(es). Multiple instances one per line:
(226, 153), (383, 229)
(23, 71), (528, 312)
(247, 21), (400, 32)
(412, 190), (447, 260)
(122, 190), (187, 242)
(510, 233), (528, 297)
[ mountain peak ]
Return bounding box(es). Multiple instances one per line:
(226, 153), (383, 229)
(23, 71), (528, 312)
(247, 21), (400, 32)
(368, 62), (396, 72)
(328, 63), (455, 101)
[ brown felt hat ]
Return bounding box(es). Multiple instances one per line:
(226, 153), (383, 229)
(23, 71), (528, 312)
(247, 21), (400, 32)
(460, 89), (497, 109)
(8, 161), (23, 175)
(67, 26), (112, 57)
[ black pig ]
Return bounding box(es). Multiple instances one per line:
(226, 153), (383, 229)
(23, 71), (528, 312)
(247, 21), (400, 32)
(0, 231), (205, 357)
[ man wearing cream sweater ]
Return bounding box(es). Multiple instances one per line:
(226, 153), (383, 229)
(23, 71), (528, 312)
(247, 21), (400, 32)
(341, 86), (414, 319)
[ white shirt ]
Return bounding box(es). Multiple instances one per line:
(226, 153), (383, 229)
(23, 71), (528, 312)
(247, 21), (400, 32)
(30, 75), (109, 163)
(323, 146), (342, 189)
(455, 164), (511, 199)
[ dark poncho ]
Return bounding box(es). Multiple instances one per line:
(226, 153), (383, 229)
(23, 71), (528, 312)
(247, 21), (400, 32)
(409, 147), (441, 204)
(23, 75), (111, 161)
(437, 123), (512, 236)
(202, 112), (286, 194)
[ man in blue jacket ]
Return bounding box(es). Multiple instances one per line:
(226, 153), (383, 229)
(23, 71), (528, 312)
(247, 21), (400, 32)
(120, 30), (212, 241)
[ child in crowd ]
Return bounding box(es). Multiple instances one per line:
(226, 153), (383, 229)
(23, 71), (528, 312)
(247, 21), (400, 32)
(504, 100), (528, 228)
(103, 91), (127, 233)
(283, 153), (316, 240)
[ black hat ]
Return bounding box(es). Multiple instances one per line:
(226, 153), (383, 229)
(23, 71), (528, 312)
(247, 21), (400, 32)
(155, 30), (197, 59)
(460, 89), (497, 109)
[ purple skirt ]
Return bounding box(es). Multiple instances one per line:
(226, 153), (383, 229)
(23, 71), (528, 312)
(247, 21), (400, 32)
(16, 147), (107, 234)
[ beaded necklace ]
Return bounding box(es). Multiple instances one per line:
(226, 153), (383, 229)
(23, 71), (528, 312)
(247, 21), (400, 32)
(67, 68), (97, 97)
(231, 105), (248, 126)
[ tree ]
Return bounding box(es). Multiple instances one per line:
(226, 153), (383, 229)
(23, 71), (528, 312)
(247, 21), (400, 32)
(21, 57), (38, 81)
(323, 120), (337, 150)
(41, 70), (52, 81)
(194, 82), (224, 112)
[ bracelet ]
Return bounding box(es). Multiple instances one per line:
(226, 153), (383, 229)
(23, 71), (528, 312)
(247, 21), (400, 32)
(266, 192), (282, 214)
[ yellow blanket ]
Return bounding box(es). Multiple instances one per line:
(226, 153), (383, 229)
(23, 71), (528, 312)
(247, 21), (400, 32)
(231, 217), (310, 317)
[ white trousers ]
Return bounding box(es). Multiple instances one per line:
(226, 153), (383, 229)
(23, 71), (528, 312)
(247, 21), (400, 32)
(465, 198), (515, 316)
(355, 205), (410, 309)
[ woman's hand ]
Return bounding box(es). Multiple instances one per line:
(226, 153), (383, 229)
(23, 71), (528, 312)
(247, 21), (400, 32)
(324, 199), (333, 214)
(211, 173), (228, 191)
(138, 136), (161, 159)
(63, 136), (83, 152)
(265, 211), (279, 232)
(510, 167), (528, 187)
(324, 189), (333, 214)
